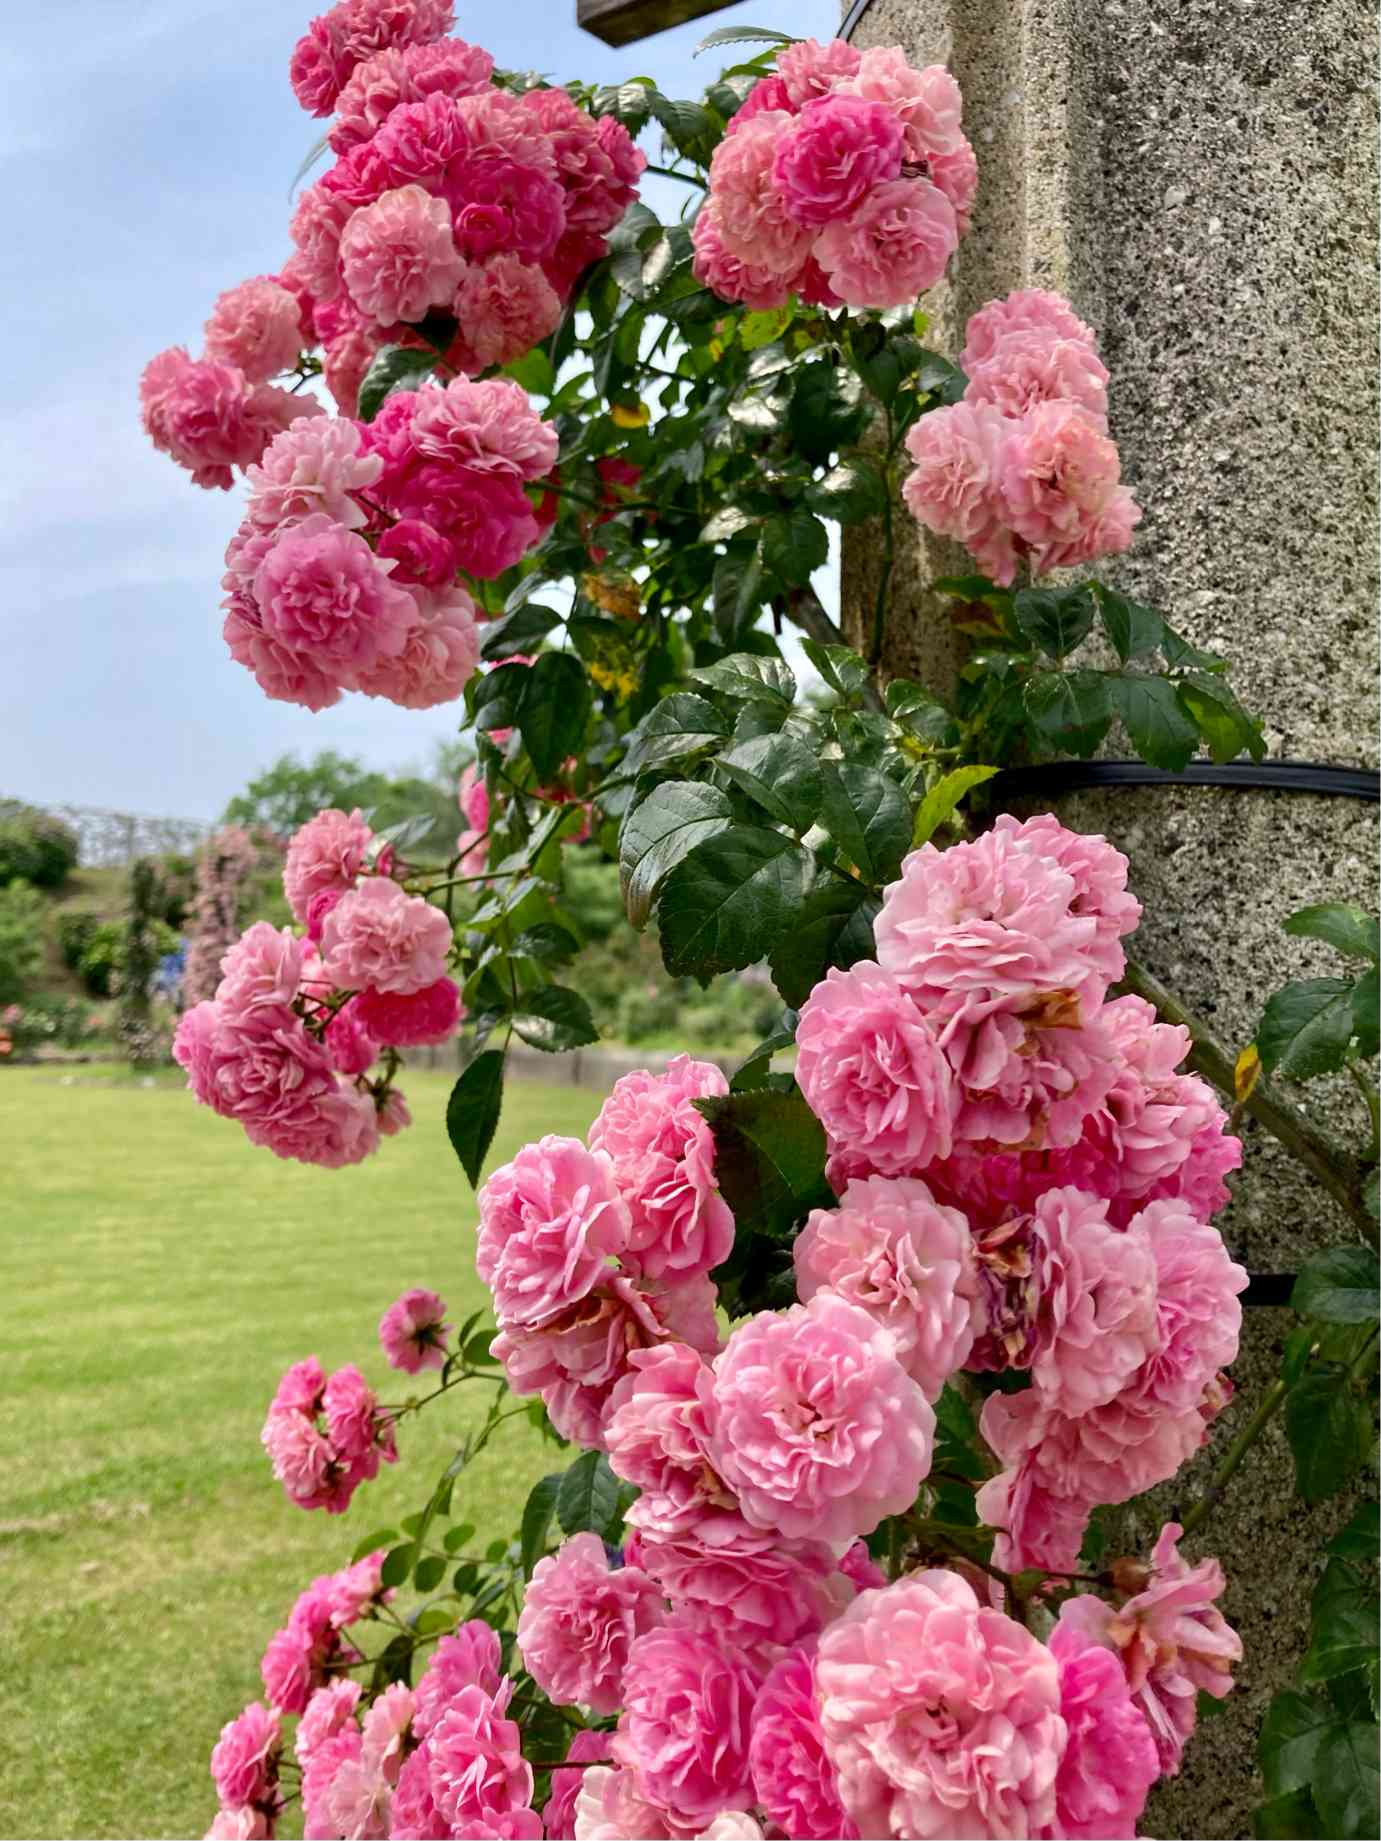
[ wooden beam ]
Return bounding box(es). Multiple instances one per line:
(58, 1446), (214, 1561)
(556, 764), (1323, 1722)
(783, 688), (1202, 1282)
(576, 0), (741, 48)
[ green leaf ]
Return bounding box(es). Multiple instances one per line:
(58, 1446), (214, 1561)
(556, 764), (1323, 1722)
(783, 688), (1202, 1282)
(695, 1086), (834, 1240)
(481, 603), (562, 662)
(1095, 585), (1165, 664)
(1285, 906), (1381, 966)
(1292, 1248), (1380, 1326)
(518, 652), (591, 780)
(912, 765), (999, 847)
(1353, 969), (1380, 1060)
(712, 550), (765, 641)
(1287, 1379), (1374, 1504)
(817, 761), (911, 884)
(647, 93), (716, 158)
(657, 827), (812, 978)
(739, 304), (794, 350)
(805, 458), (889, 525)
(1303, 1560), (1381, 1680)
(762, 508), (830, 587)
(1024, 670), (1113, 758)
(619, 781), (734, 928)
(799, 639), (871, 700)
(768, 879), (880, 1008)
(701, 506), (756, 543)
(1013, 586), (1097, 659)
(1107, 672), (1200, 770)
(1313, 1723), (1380, 1838)
(716, 733), (821, 832)
(621, 693), (732, 779)
(1259, 978), (1357, 1079)
(413, 1553), (447, 1592)
(380, 1543), (415, 1590)
(351, 1527), (398, 1563)
(1260, 1688), (1340, 1797)
(357, 344), (440, 421)
(511, 986), (599, 1053)
(730, 1027), (797, 1093)
(445, 1051), (505, 1187)
(519, 1472), (564, 1577)
(694, 25), (793, 52)
(695, 652), (796, 706)
(443, 1521), (476, 1553)
(789, 363), (870, 465)
(462, 1326), (498, 1365)
(1176, 671), (1266, 764)
(1328, 1501), (1380, 1562)
(1252, 1787), (1324, 1838)
(556, 1450), (621, 1539)
(511, 922), (579, 965)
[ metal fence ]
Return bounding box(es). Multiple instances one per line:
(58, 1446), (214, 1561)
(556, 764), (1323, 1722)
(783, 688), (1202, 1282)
(28, 803), (213, 868)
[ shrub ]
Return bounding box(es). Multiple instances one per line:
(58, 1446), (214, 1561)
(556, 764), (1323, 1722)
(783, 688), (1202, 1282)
(1, 993), (99, 1051)
(0, 802), (79, 889)
(0, 879), (46, 1002)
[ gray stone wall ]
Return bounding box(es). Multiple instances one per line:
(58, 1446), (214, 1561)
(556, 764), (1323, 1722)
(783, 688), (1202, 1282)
(841, 3), (1379, 1835)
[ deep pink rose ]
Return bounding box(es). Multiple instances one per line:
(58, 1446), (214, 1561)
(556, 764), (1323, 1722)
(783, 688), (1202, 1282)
(283, 808), (373, 926)
(426, 1681), (536, 1836)
(1046, 1616), (1159, 1838)
(319, 877), (453, 996)
(211, 1703), (281, 1813)
(477, 1136), (630, 1330)
(356, 975), (464, 1047)
(772, 94), (905, 227)
(376, 518), (457, 586)
(378, 1286), (450, 1373)
(517, 1532), (665, 1714)
(614, 1623), (760, 1824)
(413, 1624), (503, 1739)
(749, 1643), (857, 1841)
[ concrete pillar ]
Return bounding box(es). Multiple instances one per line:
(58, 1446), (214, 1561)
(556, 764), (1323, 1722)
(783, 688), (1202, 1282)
(840, 3), (1379, 1835)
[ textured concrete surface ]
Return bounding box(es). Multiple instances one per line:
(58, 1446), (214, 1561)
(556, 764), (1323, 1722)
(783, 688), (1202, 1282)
(841, 3), (1380, 1836)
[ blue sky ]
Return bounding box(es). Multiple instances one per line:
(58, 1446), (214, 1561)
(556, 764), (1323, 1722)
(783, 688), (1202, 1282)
(0, 0), (839, 823)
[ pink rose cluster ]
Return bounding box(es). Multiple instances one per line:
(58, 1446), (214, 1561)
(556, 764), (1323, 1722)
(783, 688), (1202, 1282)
(693, 38), (976, 311)
(260, 1356), (397, 1516)
(285, 9), (644, 391)
(221, 382), (554, 711)
(903, 286), (1143, 583)
(173, 807), (463, 1165)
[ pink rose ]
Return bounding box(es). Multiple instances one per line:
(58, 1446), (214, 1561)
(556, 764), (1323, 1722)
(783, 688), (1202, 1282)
(571, 1765), (683, 1841)
(449, 253), (563, 373)
(252, 513), (418, 676)
(614, 1623), (760, 1824)
(297, 1680), (362, 1769)
(378, 1286), (450, 1373)
(794, 1174), (983, 1398)
(1047, 1616), (1160, 1838)
(543, 1732), (613, 1841)
(842, 49), (966, 162)
(362, 1682), (415, 1785)
(477, 1136), (630, 1330)
(776, 38), (862, 108)
(355, 974), (464, 1046)
(141, 347), (318, 488)
(772, 94), (905, 227)
(376, 517), (456, 585)
(205, 276), (305, 383)
(519, 88), (646, 236)
(814, 178), (957, 309)
(706, 112), (815, 277)
(962, 288), (1097, 373)
(710, 1292), (935, 1545)
(319, 877), (453, 996)
(603, 1342), (721, 1521)
(325, 1550), (388, 1626)
(996, 399), (1143, 574)
(413, 1624), (503, 1739)
(339, 183), (466, 326)
(749, 1643), (857, 1841)
(965, 325), (1111, 427)
(690, 200), (795, 311)
(324, 1004), (378, 1075)
(289, 1), (457, 119)
(795, 960), (956, 1183)
(426, 1681), (536, 1836)
(517, 1532), (665, 1714)
(215, 922), (304, 1015)
(902, 399), (1018, 584)
(331, 39), (494, 153)
(247, 418), (383, 535)
(354, 580), (481, 709)
(210, 1703), (281, 1812)
(816, 1570), (1066, 1839)
(284, 808), (373, 926)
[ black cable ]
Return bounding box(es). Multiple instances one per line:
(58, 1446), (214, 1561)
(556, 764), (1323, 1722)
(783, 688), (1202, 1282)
(990, 760), (1379, 803)
(839, 0), (878, 39)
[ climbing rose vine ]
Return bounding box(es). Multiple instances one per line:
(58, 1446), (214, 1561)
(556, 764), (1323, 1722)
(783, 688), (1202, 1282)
(138, 9), (1380, 1841)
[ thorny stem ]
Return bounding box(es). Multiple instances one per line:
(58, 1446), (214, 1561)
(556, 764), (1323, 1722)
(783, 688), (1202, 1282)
(1346, 1053), (1380, 1161)
(1120, 957), (1377, 1247)
(643, 163), (707, 189)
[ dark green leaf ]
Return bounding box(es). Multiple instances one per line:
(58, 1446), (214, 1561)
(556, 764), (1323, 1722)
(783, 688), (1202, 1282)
(1303, 1560), (1381, 1681)
(712, 549), (765, 641)
(730, 1027), (796, 1093)
(1285, 906), (1381, 966)
(716, 733), (821, 831)
(1287, 1379), (1374, 1504)
(886, 678), (960, 747)
(413, 1554), (447, 1592)
(351, 1527), (398, 1563)
(1161, 622), (1227, 672)
(701, 506), (756, 542)
(462, 1326), (498, 1365)
(511, 986), (599, 1053)
(619, 780), (735, 928)
(648, 94), (716, 158)
(621, 693), (732, 779)
(481, 603), (562, 661)
(658, 827), (811, 978)
(1260, 1688), (1340, 1796)
(1313, 1723), (1380, 1838)
(556, 1450), (621, 1539)
(817, 761), (911, 884)
(1328, 1501), (1380, 1562)
(1293, 1248), (1380, 1326)
(446, 1051), (505, 1187)
(1024, 670), (1113, 758)
(357, 344), (440, 421)
(805, 458), (888, 525)
(520, 1472), (563, 1578)
(1013, 586), (1097, 659)
(1330, 1672), (1377, 1722)
(912, 765), (999, 847)
(800, 639), (871, 700)
(768, 879), (880, 1008)
(762, 508), (830, 587)
(1353, 969), (1379, 1060)
(1107, 672), (1200, 771)
(1259, 978), (1357, 1079)
(372, 1632), (415, 1691)
(1095, 585), (1165, 664)
(789, 363), (870, 465)
(1176, 671), (1266, 764)
(443, 1522), (476, 1553)
(511, 922), (580, 964)
(1252, 1788), (1323, 1839)
(380, 1543), (415, 1590)
(695, 1086), (834, 1239)
(518, 652), (590, 780)
(696, 653), (796, 706)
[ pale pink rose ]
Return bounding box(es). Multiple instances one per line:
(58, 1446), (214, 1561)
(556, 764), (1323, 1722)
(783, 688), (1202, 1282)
(354, 580), (480, 708)
(961, 288), (1097, 373)
(842, 50), (966, 162)
(477, 1136), (630, 1330)
(319, 877), (452, 995)
(696, 1817), (762, 1840)
(322, 1757), (392, 1838)
(204, 1808), (271, 1840)
(284, 808), (373, 926)
(588, 1055), (734, 1284)
(405, 376), (558, 480)
(749, 1643), (857, 1841)
(449, 253), (563, 372)
(928, 138), (978, 234)
(517, 1532), (665, 1714)
(814, 178), (957, 309)
(776, 38), (862, 108)
(173, 1000), (354, 1168)
(325, 1550), (388, 1626)
(996, 400), (1143, 574)
(1046, 1617), (1159, 1839)
(966, 327), (1111, 427)
(452, 84), (562, 174)
(970, 1186), (1160, 1416)
(246, 419), (383, 534)
(543, 1732), (614, 1841)
(690, 200), (794, 311)
(215, 923), (304, 1015)
(995, 814), (1140, 979)
(325, 1005), (378, 1075)
(794, 1175), (983, 1398)
(362, 1682), (415, 1785)
(772, 94), (905, 227)
(426, 1681), (536, 1835)
(710, 1292), (935, 1545)
(222, 596), (347, 711)
(211, 1703), (281, 1812)
(339, 184), (466, 325)
(331, 39), (495, 153)
(1129, 1201), (1248, 1413)
(378, 1286), (450, 1372)
(974, 1460), (1093, 1577)
(324, 327), (381, 415)
(377, 1086), (411, 1136)
(140, 347), (317, 488)
(614, 1623), (760, 1824)
(205, 277), (305, 383)
(902, 399), (1018, 584)
(252, 513), (417, 676)
(290, 181), (355, 301)
(603, 1342), (721, 1518)
(413, 1624), (503, 1739)
(355, 975), (464, 1046)
(706, 113), (815, 277)
(815, 1570), (1066, 1839)
(289, 0), (456, 118)
(572, 1765), (685, 1841)
(297, 1680), (363, 1769)
(795, 962), (955, 1181)
(376, 517), (456, 585)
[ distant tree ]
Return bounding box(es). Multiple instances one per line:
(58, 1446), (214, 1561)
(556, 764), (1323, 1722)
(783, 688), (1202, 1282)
(223, 749), (463, 861)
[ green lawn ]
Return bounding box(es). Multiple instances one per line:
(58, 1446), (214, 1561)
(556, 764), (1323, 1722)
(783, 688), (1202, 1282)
(0, 1067), (599, 1840)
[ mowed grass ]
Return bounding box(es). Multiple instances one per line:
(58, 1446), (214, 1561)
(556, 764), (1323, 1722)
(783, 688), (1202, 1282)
(0, 1067), (599, 1840)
